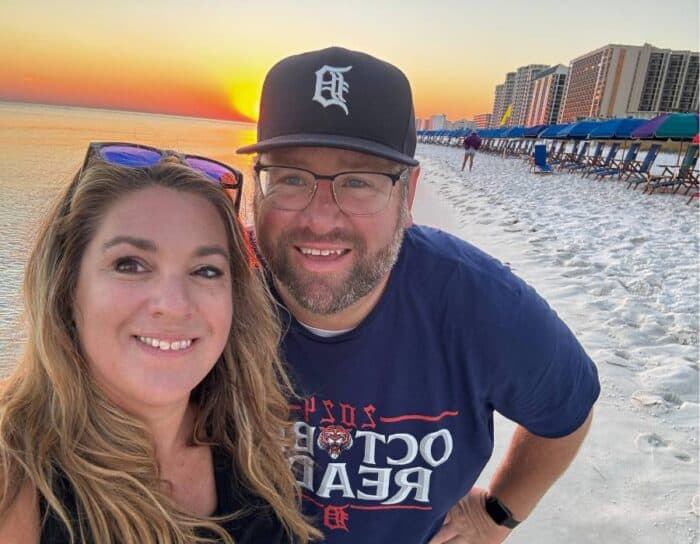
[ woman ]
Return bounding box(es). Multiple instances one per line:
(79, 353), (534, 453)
(0, 143), (321, 543)
(461, 131), (482, 172)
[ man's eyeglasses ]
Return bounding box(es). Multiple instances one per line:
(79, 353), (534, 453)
(253, 163), (407, 216)
(84, 142), (244, 212)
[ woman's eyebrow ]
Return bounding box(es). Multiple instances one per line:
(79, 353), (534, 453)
(102, 238), (228, 259)
(193, 245), (229, 259)
(102, 236), (156, 252)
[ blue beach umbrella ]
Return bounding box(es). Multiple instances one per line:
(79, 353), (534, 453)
(555, 120), (604, 139)
(523, 124), (549, 138)
(503, 126), (526, 138)
(539, 124), (572, 138)
(588, 118), (646, 139)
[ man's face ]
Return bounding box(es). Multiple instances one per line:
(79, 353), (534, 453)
(253, 147), (416, 316)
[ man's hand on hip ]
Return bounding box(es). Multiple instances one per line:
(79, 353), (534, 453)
(428, 487), (512, 544)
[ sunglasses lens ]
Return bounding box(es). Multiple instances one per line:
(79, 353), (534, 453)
(185, 158), (238, 185)
(99, 145), (161, 167)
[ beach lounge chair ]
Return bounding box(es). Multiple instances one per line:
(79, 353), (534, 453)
(558, 142), (590, 171)
(582, 142), (621, 177)
(531, 144), (552, 174)
(547, 141), (566, 163)
(551, 141), (579, 166)
(625, 144), (662, 189)
(521, 140), (535, 157)
(567, 141), (603, 172)
(644, 144), (699, 195)
(594, 143), (641, 180)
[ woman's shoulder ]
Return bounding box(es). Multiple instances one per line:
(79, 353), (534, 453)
(0, 477), (40, 544)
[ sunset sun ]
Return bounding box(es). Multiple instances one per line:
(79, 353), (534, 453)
(229, 81), (261, 122)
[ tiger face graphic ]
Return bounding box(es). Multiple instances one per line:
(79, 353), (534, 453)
(317, 425), (354, 459)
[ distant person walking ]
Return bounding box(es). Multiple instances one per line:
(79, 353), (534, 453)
(461, 131), (481, 172)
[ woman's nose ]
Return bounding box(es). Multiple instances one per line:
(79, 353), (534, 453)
(149, 274), (193, 320)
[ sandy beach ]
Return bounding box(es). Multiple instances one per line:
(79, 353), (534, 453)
(0, 104), (697, 542)
(412, 143), (699, 543)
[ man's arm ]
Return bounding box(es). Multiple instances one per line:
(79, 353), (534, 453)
(429, 410), (593, 544)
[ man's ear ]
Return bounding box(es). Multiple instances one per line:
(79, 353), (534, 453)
(404, 165), (420, 227)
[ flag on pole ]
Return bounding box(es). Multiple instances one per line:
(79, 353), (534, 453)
(499, 104), (512, 126)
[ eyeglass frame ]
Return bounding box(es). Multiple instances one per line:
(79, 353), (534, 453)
(83, 142), (244, 212)
(252, 162), (409, 216)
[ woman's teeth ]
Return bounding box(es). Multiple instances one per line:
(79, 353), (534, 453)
(137, 337), (192, 351)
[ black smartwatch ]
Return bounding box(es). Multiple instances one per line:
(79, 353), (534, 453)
(484, 496), (520, 529)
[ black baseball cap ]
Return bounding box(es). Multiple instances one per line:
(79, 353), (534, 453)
(237, 46), (418, 166)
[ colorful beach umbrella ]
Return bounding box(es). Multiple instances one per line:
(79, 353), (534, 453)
(629, 114), (671, 139)
(655, 113), (699, 140)
(629, 113), (698, 140)
(630, 113), (699, 164)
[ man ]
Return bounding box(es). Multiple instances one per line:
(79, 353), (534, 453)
(237, 47), (599, 544)
(461, 130), (482, 172)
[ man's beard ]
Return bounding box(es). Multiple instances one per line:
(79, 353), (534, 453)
(256, 205), (407, 315)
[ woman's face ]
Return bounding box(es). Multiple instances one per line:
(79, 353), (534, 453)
(73, 186), (233, 414)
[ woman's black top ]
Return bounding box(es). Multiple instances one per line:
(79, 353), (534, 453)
(38, 447), (287, 543)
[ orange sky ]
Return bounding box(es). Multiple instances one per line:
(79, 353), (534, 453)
(1, 1), (697, 123)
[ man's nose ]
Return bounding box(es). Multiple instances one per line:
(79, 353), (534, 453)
(305, 179), (342, 212)
(298, 179), (346, 230)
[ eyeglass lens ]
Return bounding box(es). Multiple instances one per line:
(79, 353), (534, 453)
(259, 167), (393, 214)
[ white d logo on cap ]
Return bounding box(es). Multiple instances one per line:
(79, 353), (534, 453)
(312, 65), (352, 115)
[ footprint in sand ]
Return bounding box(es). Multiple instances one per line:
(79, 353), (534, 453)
(635, 432), (693, 463)
(629, 236), (649, 246)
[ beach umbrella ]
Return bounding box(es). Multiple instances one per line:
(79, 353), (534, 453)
(588, 118), (647, 139)
(486, 127), (508, 138)
(523, 124), (549, 138)
(629, 114), (671, 139)
(556, 120), (604, 139)
(654, 113), (699, 164)
(540, 123), (572, 138)
(503, 126), (526, 138)
(655, 112), (699, 140)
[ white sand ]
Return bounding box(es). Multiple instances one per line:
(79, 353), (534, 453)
(411, 144), (699, 544)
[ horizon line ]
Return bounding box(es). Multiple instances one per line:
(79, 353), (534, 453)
(0, 98), (257, 126)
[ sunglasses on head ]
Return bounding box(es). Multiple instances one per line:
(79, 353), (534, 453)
(83, 142), (244, 212)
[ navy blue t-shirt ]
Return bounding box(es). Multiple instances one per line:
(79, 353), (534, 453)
(278, 225), (600, 544)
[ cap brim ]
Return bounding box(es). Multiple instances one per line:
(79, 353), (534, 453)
(236, 133), (419, 166)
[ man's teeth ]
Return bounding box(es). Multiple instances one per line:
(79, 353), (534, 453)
(299, 248), (346, 256)
(137, 337), (193, 351)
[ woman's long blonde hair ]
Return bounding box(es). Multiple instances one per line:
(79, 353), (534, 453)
(0, 160), (320, 543)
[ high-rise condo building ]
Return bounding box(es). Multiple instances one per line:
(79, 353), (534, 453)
(473, 113), (492, 129)
(511, 64), (548, 126)
(627, 44), (699, 116)
(526, 65), (569, 126)
(431, 114), (447, 131)
(491, 72), (516, 127)
(559, 43), (699, 123)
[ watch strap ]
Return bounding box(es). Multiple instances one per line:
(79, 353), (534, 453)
(485, 495), (520, 529)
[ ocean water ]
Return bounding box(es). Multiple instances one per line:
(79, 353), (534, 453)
(0, 101), (257, 373)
